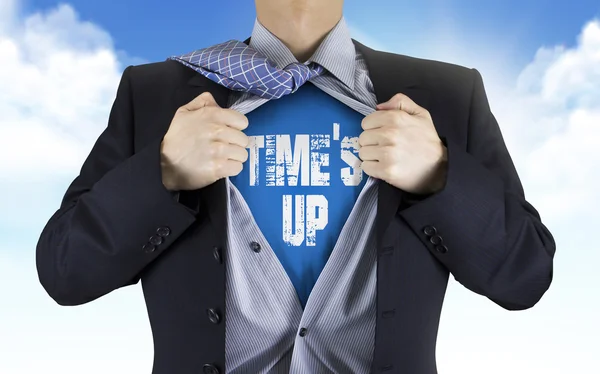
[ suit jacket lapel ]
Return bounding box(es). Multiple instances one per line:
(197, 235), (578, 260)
(353, 40), (431, 242)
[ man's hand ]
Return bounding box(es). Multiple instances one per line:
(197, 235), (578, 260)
(160, 92), (250, 191)
(359, 93), (448, 195)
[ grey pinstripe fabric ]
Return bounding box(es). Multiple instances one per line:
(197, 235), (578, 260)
(224, 17), (380, 373)
(226, 18), (378, 116)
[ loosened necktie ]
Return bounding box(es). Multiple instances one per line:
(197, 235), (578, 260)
(167, 40), (324, 100)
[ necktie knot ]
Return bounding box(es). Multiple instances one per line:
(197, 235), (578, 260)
(284, 61), (324, 93)
(168, 40), (325, 100)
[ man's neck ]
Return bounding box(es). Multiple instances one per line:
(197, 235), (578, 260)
(255, 1), (343, 62)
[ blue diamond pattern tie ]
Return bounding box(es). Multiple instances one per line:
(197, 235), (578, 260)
(167, 40), (325, 100)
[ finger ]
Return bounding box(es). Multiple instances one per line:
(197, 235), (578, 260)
(361, 110), (393, 130)
(358, 128), (397, 147)
(361, 160), (383, 180)
(376, 93), (425, 116)
(218, 159), (244, 178)
(358, 130), (379, 146)
(181, 92), (219, 111)
(212, 108), (249, 131)
(358, 145), (382, 161)
(223, 143), (249, 163)
(212, 125), (249, 148)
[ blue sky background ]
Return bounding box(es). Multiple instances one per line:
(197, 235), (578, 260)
(1, 0), (600, 373)
(17, 0), (600, 70)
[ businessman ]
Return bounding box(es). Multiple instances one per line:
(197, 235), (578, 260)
(36, 0), (556, 373)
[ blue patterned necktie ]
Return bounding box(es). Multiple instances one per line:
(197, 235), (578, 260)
(167, 40), (325, 100)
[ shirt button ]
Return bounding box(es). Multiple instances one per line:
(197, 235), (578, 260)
(250, 241), (261, 253)
(298, 327), (307, 337)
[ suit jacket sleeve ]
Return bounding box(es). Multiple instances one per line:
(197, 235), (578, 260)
(399, 68), (556, 310)
(36, 66), (199, 306)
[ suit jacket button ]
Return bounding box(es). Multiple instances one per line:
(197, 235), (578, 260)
(436, 244), (448, 253)
(429, 235), (443, 245)
(149, 235), (163, 246)
(207, 308), (221, 324)
(203, 364), (220, 374)
(423, 225), (437, 236)
(142, 242), (156, 253)
(156, 226), (171, 237)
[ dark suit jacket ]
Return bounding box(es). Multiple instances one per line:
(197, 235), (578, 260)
(36, 39), (555, 374)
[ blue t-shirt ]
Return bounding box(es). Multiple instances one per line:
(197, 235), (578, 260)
(229, 82), (366, 308)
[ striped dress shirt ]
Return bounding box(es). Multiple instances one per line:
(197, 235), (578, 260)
(224, 17), (380, 373)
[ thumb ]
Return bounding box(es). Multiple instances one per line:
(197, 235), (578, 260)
(180, 92), (220, 112)
(376, 93), (424, 116)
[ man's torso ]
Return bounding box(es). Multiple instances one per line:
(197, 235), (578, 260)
(127, 42), (473, 373)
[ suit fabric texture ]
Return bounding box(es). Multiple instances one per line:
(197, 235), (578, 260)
(36, 35), (556, 373)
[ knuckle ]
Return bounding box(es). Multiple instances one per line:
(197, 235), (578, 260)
(384, 127), (401, 143)
(199, 92), (213, 100)
(395, 110), (408, 123)
(379, 147), (389, 162)
(214, 142), (226, 156)
(205, 122), (222, 140)
(210, 124), (224, 138)
(202, 105), (218, 117)
(384, 146), (397, 162)
(384, 110), (401, 126)
(208, 142), (224, 158)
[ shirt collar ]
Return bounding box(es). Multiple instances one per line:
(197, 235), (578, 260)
(248, 16), (356, 90)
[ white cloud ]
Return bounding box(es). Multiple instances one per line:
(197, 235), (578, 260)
(540, 21), (600, 106)
(0, 4), (152, 374)
(491, 20), (600, 223)
(0, 3), (128, 230)
(437, 19), (600, 374)
(0, 3), (121, 179)
(0, 0), (17, 32)
(1, 2), (599, 374)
